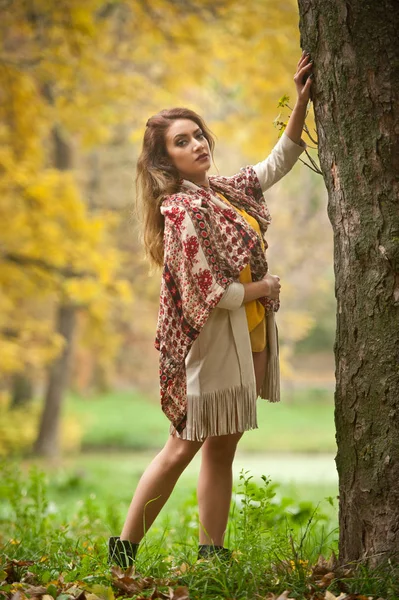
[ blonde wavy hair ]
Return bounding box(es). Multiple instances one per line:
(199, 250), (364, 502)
(135, 108), (216, 268)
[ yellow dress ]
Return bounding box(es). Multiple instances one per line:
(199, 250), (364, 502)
(216, 193), (266, 352)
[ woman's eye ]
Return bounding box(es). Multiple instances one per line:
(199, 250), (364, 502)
(197, 133), (205, 139)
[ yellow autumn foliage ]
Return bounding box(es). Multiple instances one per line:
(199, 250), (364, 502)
(0, 392), (82, 455)
(1, 0), (328, 400)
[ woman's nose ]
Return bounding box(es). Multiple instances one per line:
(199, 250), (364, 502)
(193, 139), (204, 151)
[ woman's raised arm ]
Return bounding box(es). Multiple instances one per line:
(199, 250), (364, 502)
(284, 51), (313, 144)
(252, 52), (313, 193)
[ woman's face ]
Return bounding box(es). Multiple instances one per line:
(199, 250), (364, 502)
(165, 119), (211, 180)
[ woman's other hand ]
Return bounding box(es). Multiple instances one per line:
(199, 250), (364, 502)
(294, 51), (313, 105)
(262, 273), (281, 299)
(284, 52), (313, 144)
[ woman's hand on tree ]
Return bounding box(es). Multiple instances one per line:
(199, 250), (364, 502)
(262, 273), (281, 299)
(294, 51), (313, 105)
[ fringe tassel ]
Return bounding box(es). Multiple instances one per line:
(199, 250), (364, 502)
(259, 312), (280, 403)
(170, 383), (258, 442)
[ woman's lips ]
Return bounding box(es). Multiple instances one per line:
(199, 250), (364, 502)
(196, 154), (209, 161)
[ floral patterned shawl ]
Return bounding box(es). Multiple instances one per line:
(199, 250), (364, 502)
(155, 166), (278, 433)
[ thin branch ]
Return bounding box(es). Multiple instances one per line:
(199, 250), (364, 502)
(2, 252), (94, 279)
(282, 101), (319, 146)
(304, 148), (322, 173)
(0, 327), (19, 339)
(298, 157), (323, 175)
(303, 121), (318, 145)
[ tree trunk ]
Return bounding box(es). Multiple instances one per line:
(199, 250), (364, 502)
(11, 371), (34, 408)
(33, 106), (78, 457)
(33, 303), (76, 457)
(297, 0), (399, 564)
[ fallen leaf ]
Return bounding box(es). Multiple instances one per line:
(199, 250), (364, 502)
(326, 552), (338, 571)
(20, 572), (37, 585)
(11, 592), (27, 600)
(112, 575), (143, 596)
(141, 577), (160, 588)
(150, 589), (169, 599)
(172, 563), (190, 576)
(312, 556), (331, 578)
(5, 562), (35, 584)
(169, 586), (190, 600)
(23, 586), (47, 596)
(90, 585), (114, 600)
(317, 572), (335, 588)
(64, 586), (86, 600)
(275, 592), (296, 600)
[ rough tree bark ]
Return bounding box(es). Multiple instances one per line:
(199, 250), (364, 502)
(297, 0), (399, 564)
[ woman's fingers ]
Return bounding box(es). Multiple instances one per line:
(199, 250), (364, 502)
(297, 50), (310, 66)
(297, 52), (311, 69)
(297, 51), (306, 67)
(294, 60), (313, 87)
(296, 59), (312, 78)
(299, 62), (313, 74)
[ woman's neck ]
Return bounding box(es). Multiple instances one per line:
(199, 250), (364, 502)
(185, 173), (210, 189)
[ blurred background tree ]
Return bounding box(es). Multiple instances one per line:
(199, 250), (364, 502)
(0, 0), (334, 457)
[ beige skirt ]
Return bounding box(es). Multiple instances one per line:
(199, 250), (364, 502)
(169, 307), (280, 442)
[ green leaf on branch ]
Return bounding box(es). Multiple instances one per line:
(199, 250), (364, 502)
(278, 94), (290, 107)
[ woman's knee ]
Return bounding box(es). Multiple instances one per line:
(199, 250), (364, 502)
(202, 432), (243, 465)
(162, 436), (202, 469)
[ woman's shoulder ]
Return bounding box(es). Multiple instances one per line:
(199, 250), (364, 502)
(161, 190), (202, 212)
(210, 166), (260, 192)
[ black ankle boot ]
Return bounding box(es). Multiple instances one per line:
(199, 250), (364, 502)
(108, 536), (139, 568)
(198, 544), (232, 561)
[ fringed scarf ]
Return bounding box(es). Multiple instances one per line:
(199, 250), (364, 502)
(155, 166), (279, 433)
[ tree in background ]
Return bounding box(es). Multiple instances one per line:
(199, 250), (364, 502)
(298, 0), (399, 564)
(0, 0), (241, 455)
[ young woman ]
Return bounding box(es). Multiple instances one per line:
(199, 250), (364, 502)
(109, 52), (313, 566)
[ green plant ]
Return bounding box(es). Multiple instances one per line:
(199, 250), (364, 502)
(2, 461), (397, 599)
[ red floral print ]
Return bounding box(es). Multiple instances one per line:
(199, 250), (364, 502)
(195, 268), (213, 297)
(183, 235), (199, 262)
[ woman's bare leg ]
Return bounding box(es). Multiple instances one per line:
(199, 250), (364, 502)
(197, 432), (243, 546)
(197, 347), (268, 546)
(120, 435), (203, 542)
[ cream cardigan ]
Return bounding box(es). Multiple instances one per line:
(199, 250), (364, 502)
(172, 132), (307, 441)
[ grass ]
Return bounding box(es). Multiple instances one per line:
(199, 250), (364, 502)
(19, 450), (339, 522)
(64, 386), (336, 454)
(0, 460), (337, 598)
(1, 459), (398, 600)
